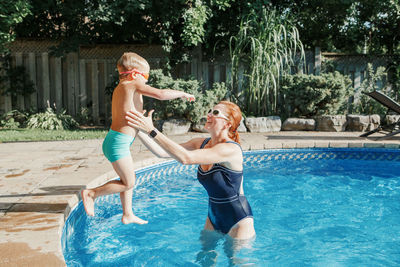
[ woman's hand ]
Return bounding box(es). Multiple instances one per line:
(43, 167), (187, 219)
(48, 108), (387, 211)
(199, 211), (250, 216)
(126, 110), (155, 133)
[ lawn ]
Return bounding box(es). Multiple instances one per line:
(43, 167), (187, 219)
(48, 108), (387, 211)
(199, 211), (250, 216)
(0, 128), (108, 142)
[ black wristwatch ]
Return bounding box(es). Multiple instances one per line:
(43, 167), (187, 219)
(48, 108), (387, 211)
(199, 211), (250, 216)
(149, 129), (158, 138)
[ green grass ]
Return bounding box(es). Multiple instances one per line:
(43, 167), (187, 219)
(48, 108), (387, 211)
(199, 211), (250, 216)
(0, 128), (108, 142)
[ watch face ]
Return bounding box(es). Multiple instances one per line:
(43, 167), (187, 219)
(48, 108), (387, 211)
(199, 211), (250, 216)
(149, 130), (157, 138)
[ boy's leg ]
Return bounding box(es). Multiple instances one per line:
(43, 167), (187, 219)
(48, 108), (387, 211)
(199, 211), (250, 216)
(81, 156), (147, 224)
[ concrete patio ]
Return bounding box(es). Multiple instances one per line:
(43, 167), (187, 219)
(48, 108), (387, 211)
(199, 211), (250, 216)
(1, 131), (400, 266)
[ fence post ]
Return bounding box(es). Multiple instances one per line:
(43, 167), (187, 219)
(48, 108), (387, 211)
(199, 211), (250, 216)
(15, 52), (25, 110)
(314, 47), (321, 75)
(91, 59), (99, 124)
(54, 56), (62, 111)
(41, 52), (50, 109)
(28, 52), (37, 112)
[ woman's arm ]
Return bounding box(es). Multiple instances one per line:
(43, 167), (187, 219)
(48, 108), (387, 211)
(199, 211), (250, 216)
(126, 110), (240, 165)
(136, 131), (170, 158)
(136, 131), (200, 158)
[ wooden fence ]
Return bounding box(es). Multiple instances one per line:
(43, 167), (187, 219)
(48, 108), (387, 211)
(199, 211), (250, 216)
(0, 40), (393, 124)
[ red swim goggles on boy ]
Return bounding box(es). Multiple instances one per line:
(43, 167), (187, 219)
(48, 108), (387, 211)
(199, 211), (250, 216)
(119, 69), (149, 81)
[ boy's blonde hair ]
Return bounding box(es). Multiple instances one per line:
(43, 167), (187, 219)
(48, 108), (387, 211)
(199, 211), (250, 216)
(117, 52), (149, 77)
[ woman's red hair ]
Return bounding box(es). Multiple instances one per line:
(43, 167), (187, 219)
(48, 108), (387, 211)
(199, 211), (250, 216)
(219, 101), (242, 144)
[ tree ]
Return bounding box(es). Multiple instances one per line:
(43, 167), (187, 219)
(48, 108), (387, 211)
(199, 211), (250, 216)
(271, 0), (400, 54)
(0, 1), (31, 53)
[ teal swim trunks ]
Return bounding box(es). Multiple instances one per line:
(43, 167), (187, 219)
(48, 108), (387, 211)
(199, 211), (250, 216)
(102, 129), (135, 163)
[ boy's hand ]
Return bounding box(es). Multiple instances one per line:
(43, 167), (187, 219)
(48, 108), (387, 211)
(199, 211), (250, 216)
(181, 93), (195, 102)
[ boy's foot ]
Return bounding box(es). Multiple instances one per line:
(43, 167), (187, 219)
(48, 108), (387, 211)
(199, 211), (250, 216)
(122, 214), (148, 225)
(81, 189), (95, 216)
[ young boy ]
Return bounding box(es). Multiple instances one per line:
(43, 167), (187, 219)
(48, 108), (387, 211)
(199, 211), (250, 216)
(81, 52), (195, 224)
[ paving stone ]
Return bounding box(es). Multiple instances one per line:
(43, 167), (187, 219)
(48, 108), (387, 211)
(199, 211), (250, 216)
(329, 142), (349, 148)
(296, 142), (315, 148)
(348, 142), (364, 148)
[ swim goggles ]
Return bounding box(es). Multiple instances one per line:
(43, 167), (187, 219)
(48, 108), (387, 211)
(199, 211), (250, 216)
(208, 109), (229, 121)
(119, 69), (149, 81)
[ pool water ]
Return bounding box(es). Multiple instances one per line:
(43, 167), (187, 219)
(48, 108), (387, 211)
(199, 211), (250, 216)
(62, 149), (400, 266)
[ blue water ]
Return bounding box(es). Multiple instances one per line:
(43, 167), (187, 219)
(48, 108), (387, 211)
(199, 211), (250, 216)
(62, 149), (400, 266)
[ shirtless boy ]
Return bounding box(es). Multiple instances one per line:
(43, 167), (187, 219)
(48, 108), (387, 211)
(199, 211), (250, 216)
(81, 52), (195, 224)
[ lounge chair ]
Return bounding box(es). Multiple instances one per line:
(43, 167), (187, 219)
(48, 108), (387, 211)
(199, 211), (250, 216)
(360, 90), (400, 139)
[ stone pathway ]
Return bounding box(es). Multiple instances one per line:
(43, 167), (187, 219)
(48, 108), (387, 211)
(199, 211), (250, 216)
(0, 131), (399, 266)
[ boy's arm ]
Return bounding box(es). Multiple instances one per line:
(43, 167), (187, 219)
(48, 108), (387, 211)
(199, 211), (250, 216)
(134, 82), (195, 101)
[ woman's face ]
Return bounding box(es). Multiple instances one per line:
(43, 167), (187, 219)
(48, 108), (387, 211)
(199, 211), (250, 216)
(204, 104), (230, 131)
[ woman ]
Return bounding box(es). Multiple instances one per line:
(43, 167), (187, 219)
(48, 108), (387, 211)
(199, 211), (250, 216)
(126, 101), (255, 240)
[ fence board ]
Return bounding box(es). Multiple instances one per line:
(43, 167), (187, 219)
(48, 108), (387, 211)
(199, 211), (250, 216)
(202, 62), (209, 88)
(214, 63), (220, 83)
(54, 57), (62, 110)
(0, 60), (11, 113)
(91, 59), (99, 123)
(79, 59), (87, 109)
(28, 52), (37, 111)
(15, 52), (24, 110)
(41, 52), (50, 109)
(314, 47), (321, 75)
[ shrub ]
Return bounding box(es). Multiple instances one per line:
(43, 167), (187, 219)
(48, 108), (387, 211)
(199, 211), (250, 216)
(0, 109), (29, 128)
(279, 72), (352, 119)
(145, 69), (227, 123)
(27, 108), (78, 130)
(350, 63), (388, 115)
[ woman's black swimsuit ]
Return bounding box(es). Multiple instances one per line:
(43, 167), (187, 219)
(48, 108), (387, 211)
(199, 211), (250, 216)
(197, 138), (253, 234)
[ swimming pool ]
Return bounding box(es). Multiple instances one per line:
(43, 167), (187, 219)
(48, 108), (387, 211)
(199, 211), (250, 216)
(62, 148), (400, 266)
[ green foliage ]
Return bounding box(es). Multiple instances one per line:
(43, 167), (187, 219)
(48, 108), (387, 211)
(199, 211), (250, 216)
(181, 0), (210, 47)
(229, 7), (304, 116)
(0, 1), (31, 53)
(350, 63), (388, 115)
(0, 109), (29, 128)
(8, 0), (400, 60)
(279, 72), (352, 118)
(272, 0), (400, 54)
(387, 56), (400, 101)
(27, 108), (78, 130)
(75, 107), (92, 125)
(145, 69), (227, 123)
(0, 118), (20, 129)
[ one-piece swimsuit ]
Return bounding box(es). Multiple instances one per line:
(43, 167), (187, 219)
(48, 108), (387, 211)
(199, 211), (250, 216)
(197, 138), (253, 234)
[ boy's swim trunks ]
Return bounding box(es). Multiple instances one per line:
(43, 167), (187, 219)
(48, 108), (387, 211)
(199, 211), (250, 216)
(102, 129), (135, 163)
